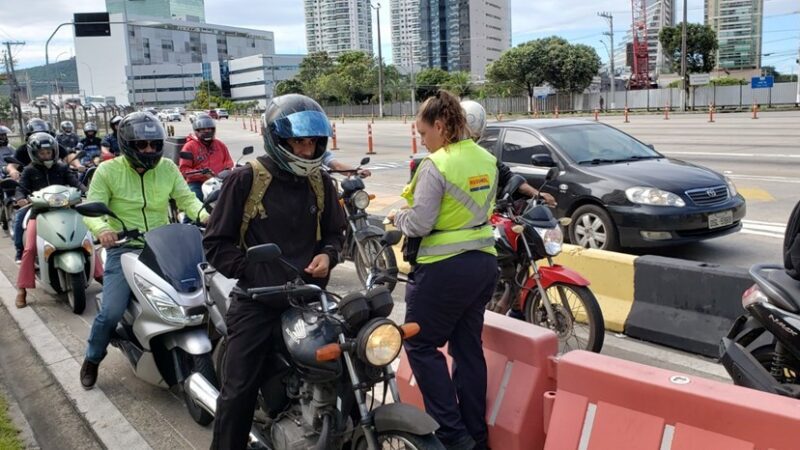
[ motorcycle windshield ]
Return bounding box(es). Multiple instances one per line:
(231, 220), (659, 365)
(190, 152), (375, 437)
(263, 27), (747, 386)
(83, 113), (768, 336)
(139, 224), (205, 293)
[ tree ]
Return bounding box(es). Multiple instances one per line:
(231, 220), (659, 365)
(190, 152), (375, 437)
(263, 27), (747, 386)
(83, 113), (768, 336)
(415, 68), (451, 100)
(275, 79), (304, 96)
(0, 96), (11, 121)
(444, 71), (472, 99)
(335, 51), (376, 103)
(297, 52), (335, 98)
(548, 43), (601, 93)
(196, 80), (222, 98)
(659, 23), (718, 102)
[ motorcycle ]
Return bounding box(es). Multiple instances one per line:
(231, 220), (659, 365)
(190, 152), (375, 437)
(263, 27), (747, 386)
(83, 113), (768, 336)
(720, 264), (800, 398)
(489, 170), (605, 353)
(0, 174), (17, 232)
(331, 157), (399, 293)
(187, 231), (444, 450)
(16, 182), (96, 314)
(74, 201), (219, 425)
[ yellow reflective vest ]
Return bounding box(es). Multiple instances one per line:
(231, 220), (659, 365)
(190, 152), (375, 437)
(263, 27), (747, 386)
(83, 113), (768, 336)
(402, 139), (498, 264)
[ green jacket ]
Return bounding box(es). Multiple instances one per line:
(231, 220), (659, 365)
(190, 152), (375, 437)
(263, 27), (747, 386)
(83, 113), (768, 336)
(83, 156), (208, 245)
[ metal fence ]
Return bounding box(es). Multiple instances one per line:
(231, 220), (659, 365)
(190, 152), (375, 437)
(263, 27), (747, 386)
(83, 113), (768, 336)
(320, 82), (799, 117)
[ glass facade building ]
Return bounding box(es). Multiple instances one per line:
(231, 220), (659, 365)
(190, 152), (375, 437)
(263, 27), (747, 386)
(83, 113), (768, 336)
(705, 0), (764, 69)
(106, 0), (205, 22)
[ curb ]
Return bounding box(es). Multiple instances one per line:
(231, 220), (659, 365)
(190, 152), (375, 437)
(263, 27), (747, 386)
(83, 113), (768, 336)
(0, 272), (152, 449)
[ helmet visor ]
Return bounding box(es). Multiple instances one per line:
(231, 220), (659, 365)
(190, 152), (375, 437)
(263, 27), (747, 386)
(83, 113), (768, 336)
(273, 110), (332, 139)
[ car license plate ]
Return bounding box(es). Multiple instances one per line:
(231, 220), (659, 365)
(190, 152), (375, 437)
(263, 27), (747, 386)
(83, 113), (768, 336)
(708, 210), (734, 229)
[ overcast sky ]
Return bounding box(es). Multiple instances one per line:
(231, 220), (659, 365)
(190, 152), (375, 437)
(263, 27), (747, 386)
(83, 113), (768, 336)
(1, 0), (798, 73)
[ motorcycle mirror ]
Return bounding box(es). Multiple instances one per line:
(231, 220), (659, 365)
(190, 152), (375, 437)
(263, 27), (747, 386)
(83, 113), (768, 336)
(0, 179), (18, 190)
(218, 169), (231, 180)
(179, 151), (194, 161)
(380, 230), (403, 247)
(246, 244), (282, 264)
(3, 156), (22, 166)
(242, 146), (254, 155)
(75, 201), (116, 218)
(545, 167), (559, 181)
(204, 189), (221, 206)
(360, 157), (370, 166)
(501, 175), (526, 199)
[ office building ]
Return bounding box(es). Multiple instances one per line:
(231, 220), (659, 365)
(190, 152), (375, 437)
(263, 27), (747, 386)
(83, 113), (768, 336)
(229, 54), (304, 109)
(647, 0), (675, 74)
(705, 0), (764, 70)
(305, 0), (374, 58)
(106, 0), (205, 22)
(390, 0), (424, 73)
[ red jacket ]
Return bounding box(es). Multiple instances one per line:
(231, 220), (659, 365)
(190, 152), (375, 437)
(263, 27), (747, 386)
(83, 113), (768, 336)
(179, 134), (234, 183)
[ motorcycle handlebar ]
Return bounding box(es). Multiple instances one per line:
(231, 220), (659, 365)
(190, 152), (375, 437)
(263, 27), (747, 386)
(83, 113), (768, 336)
(246, 283), (322, 298)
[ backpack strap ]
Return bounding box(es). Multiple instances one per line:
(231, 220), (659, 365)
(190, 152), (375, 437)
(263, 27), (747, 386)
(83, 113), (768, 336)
(308, 170), (325, 241)
(239, 160), (272, 249)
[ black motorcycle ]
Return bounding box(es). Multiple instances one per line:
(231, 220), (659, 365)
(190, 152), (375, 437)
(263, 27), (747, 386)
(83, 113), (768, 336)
(186, 231), (443, 450)
(331, 157), (399, 292)
(0, 175), (18, 231)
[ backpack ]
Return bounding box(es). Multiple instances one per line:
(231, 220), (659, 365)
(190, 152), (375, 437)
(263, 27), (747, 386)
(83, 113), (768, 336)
(238, 159), (325, 249)
(784, 199), (800, 281)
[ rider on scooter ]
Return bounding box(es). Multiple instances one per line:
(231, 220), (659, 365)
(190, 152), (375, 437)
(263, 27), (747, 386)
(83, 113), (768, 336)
(78, 122), (103, 166)
(178, 114), (233, 200)
(0, 126), (14, 177)
(14, 132), (87, 308)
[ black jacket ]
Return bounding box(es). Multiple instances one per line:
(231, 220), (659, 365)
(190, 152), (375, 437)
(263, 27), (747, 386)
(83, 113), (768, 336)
(14, 144), (32, 168)
(15, 162), (85, 201)
(203, 156), (346, 291)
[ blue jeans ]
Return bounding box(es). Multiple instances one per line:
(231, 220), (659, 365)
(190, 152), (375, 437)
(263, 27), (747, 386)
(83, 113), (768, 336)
(85, 247), (141, 363)
(183, 182), (204, 224)
(13, 205), (31, 255)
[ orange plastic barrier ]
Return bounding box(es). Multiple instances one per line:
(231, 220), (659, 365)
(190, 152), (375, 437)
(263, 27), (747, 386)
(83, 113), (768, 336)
(397, 312), (558, 450)
(544, 351), (800, 450)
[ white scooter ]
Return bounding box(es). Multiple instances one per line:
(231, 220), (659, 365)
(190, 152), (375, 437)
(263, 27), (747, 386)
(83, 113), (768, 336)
(75, 201), (218, 426)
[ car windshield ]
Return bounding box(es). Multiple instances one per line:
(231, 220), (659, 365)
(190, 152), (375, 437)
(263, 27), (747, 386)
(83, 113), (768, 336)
(539, 124), (661, 165)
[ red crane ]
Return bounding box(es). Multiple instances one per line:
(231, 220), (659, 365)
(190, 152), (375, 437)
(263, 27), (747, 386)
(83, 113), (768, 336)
(629, 0), (650, 89)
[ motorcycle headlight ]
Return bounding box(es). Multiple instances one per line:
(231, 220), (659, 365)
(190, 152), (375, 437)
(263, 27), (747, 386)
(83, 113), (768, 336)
(44, 192), (69, 207)
(134, 275), (202, 325)
(535, 226), (563, 256)
(357, 319), (402, 367)
(352, 190), (371, 210)
(725, 176), (738, 197)
(625, 187), (685, 207)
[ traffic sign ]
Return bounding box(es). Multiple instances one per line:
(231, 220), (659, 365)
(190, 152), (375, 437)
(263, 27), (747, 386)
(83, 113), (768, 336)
(689, 73), (710, 86)
(751, 76), (774, 89)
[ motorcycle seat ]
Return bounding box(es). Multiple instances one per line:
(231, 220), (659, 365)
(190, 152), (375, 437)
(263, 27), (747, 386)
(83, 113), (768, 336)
(756, 266), (800, 313)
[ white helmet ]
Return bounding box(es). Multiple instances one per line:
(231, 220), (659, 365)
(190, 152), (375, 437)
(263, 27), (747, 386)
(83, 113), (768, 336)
(461, 100), (487, 140)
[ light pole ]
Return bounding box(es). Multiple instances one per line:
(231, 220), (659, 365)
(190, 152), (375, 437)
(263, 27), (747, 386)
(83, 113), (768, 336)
(152, 70), (159, 106)
(598, 12), (615, 109)
(79, 61), (95, 96)
(177, 63), (187, 105)
(371, 2), (384, 117)
(680, 0), (688, 111)
(54, 52), (68, 109)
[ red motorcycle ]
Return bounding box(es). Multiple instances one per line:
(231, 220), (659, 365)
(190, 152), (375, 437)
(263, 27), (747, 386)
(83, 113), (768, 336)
(489, 172), (604, 353)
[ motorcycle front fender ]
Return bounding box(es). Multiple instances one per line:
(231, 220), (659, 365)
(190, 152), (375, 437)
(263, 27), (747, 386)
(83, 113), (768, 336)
(53, 251), (85, 274)
(523, 264), (591, 292)
(372, 403), (439, 436)
(162, 328), (213, 355)
(354, 224), (385, 242)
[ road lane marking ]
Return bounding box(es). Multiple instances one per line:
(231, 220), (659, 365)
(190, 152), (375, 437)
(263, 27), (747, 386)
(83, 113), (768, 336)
(742, 220), (785, 239)
(736, 188), (775, 202)
(729, 174), (800, 184)
(663, 151), (800, 159)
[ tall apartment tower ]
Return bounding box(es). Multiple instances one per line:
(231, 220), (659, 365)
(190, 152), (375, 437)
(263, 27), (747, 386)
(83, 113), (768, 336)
(305, 0), (374, 58)
(705, 0), (764, 69)
(390, 0), (424, 74)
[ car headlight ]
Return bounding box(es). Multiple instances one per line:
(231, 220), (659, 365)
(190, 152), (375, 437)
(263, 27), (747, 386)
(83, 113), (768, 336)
(358, 320), (402, 366)
(625, 187), (685, 207)
(725, 177), (738, 197)
(134, 275), (202, 325)
(352, 190), (371, 210)
(535, 226), (563, 256)
(44, 192), (69, 207)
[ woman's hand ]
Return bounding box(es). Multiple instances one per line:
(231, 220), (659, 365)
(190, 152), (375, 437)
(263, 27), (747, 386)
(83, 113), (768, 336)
(98, 230), (118, 249)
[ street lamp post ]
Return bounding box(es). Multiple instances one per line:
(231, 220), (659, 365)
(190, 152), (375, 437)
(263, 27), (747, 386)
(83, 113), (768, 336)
(371, 2), (384, 117)
(152, 70), (159, 106)
(177, 63), (187, 105)
(598, 12), (615, 109)
(79, 61), (95, 96)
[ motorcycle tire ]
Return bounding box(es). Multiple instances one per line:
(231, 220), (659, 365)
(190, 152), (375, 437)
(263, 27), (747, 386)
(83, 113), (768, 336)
(0, 207), (7, 231)
(183, 353), (218, 426)
(66, 272), (87, 314)
(354, 236), (398, 292)
(352, 431), (445, 450)
(524, 283), (604, 354)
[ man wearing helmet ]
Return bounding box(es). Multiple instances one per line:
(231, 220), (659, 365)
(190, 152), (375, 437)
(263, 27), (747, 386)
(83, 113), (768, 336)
(79, 112), (209, 389)
(203, 94), (346, 449)
(179, 113), (233, 199)
(100, 115), (123, 158)
(57, 120), (87, 172)
(0, 125), (15, 178)
(5, 118), (52, 179)
(77, 122), (103, 166)
(461, 100), (556, 207)
(12, 133), (86, 307)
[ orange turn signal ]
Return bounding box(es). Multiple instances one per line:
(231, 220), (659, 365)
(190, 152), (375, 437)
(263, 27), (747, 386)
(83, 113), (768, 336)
(368, 194), (376, 200)
(316, 343), (342, 362)
(338, 198), (345, 207)
(400, 322), (420, 340)
(43, 244), (56, 261)
(82, 239), (94, 255)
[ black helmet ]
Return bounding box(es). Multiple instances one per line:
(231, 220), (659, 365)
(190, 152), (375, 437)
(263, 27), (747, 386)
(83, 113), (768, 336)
(192, 114), (216, 142)
(0, 125), (10, 147)
(261, 94), (332, 177)
(25, 118), (49, 138)
(27, 132), (60, 168)
(117, 112), (166, 171)
(84, 122), (98, 137)
(60, 120), (74, 134)
(110, 115), (123, 132)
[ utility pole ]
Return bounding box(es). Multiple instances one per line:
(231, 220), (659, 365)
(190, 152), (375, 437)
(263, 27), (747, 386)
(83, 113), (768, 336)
(680, 0), (688, 111)
(372, 2), (384, 118)
(795, 42), (799, 105)
(3, 41), (26, 137)
(598, 12), (616, 109)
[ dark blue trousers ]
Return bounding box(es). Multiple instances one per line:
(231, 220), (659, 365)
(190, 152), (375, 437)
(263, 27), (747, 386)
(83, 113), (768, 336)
(403, 250), (498, 447)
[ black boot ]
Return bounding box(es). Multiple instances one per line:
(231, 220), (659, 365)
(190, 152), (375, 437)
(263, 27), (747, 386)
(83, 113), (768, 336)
(80, 359), (99, 390)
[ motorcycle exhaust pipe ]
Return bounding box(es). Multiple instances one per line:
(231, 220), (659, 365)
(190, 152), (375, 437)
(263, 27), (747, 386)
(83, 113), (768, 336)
(185, 373), (269, 448)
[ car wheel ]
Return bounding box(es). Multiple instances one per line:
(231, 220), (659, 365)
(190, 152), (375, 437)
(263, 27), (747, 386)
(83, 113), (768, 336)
(569, 204), (619, 251)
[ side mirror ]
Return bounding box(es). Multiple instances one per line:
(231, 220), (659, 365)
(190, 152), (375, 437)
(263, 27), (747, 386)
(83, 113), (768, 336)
(76, 201), (118, 220)
(501, 175), (526, 199)
(246, 243), (282, 264)
(3, 156), (22, 166)
(545, 167), (559, 181)
(179, 151), (194, 161)
(218, 169), (232, 180)
(0, 179), (18, 190)
(204, 189), (221, 206)
(531, 154), (557, 168)
(646, 143), (655, 150)
(242, 146), (254, 155)
(360, 157), (370, 166)
(381, 230), (403, 247)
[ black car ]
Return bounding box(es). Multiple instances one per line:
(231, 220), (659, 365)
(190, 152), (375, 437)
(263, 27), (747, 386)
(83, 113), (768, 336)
(409, 119), (746, 251)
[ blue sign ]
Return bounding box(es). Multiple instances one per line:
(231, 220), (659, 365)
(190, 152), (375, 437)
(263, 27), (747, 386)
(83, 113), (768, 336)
(751, 76), (774, 89)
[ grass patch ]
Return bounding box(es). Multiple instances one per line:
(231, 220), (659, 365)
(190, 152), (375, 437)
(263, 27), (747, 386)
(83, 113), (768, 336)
(0, 394), (23, 450)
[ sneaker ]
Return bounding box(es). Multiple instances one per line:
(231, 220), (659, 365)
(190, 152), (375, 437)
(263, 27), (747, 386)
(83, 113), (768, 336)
(80, 359), (99, 390)
(14, 250), (22, 264)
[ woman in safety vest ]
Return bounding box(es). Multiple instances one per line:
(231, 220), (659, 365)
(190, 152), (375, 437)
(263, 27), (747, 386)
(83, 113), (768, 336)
(387, 90), (498, 450)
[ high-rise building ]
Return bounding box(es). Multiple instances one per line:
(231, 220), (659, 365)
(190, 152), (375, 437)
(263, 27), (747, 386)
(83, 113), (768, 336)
(305, 0), (374, 58)
(647, 0), (675, 74)
(390, 0), (424, 73)
(705, 0), (764, 70)
(418, 0), (511, 79)
(106, 0), (205, 22)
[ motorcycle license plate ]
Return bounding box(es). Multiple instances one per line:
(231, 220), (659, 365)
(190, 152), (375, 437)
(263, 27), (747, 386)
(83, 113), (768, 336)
(708, 210), (733, 229)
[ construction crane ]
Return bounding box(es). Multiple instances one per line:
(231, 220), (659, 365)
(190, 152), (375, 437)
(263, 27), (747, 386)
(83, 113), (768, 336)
(629, 0), (650, 89)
